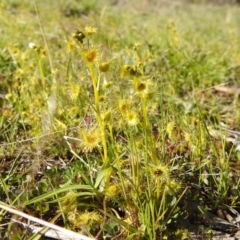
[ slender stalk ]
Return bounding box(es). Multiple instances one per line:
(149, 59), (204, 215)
(33, 0), (54, 74)
(141, 98), (157, 165)
(84, 61), (108, 166)
(36, 52), (45, 87)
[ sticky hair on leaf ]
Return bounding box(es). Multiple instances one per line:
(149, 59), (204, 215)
(85, 49), (97, 62)
(99, 62), (110, 72)
(85, 26), (97, 36)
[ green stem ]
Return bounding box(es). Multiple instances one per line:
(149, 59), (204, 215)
(36, 53), (45, 88)
(141, 98), (157, 165)
(87, 62), (108, 165)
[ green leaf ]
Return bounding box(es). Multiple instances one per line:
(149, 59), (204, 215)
(94, 167), (108, 188)
(22, 184), (94, 206)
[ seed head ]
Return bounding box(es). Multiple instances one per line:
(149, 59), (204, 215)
(72, 29), (85, 43)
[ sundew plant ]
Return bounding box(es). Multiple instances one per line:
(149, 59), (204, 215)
(1, 0), (240, 239)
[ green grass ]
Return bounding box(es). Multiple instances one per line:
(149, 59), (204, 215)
(1, 0), (240, 239)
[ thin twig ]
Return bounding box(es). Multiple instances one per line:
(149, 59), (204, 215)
(0, 202), (94, 240)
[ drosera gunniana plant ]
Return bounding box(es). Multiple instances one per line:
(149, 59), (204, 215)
(56, 26), (188, 239)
